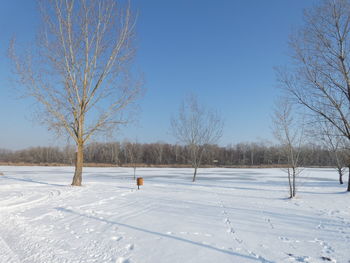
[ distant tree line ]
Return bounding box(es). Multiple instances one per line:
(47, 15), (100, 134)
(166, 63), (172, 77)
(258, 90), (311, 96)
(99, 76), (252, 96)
(0, 141), (335, 167)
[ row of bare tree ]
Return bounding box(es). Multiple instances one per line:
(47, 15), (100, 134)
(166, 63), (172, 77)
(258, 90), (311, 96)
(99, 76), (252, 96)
(0, 141), (339, 167)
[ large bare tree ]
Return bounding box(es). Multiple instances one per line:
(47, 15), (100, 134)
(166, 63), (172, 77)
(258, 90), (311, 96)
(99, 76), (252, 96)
(10, 0), (141, 186)
(277, 0), (350, 191)
(272, 99), (304, 198)
(171, 96), (223, 182)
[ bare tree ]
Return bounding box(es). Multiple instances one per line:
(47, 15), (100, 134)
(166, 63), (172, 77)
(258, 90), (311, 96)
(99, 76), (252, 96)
(108, 142), (121, 165)
(171, 96), (223, 182)
(277, 0), (350, 191)
(311, 119), (347, 184)
(9, 0), (141, 186)
(123, 140), (142, 179)
(152, 141), (165, 165)
(272, 100), (304, 198)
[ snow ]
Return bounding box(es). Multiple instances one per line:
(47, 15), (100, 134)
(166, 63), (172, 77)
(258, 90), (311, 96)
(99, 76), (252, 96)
(0, 166), (349, 263)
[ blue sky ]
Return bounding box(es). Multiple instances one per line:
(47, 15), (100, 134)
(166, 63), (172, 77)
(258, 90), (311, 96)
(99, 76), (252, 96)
(0, 0), (314, 150)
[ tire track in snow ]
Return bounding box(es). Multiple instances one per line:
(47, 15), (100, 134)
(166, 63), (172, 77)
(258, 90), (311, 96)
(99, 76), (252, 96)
(0, 189), (61, 212)
(0, 214), (70, 263)
(0, 192), (24, 206)
(0, 234), (21, 263)
(0, 207), (124, 263)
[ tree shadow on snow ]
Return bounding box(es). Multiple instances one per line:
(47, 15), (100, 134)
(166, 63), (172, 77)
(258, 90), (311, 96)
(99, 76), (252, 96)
(55, 207), (273, 262)
(3, 176), (67, 187)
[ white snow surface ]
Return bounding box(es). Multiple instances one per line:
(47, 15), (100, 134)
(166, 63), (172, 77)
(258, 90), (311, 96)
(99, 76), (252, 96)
(0, 166), (349, 263)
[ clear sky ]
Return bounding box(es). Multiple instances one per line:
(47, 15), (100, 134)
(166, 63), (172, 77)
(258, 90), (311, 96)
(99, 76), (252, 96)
(0, 0), (315, 150)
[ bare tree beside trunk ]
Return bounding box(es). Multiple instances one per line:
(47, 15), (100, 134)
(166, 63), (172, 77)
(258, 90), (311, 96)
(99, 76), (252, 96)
(171, 96), (223, 182)
(310, 120), (347, 184)
(273, 100), (304, 198)
(277, 0), (350, 191)
(9, 0), (141, 186)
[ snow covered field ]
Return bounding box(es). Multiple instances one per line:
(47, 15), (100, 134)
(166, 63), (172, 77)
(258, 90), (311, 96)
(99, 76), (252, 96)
(0, 166), (349, 263)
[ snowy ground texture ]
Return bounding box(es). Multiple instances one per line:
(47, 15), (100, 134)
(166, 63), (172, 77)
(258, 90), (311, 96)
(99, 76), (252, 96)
(0, 167), (349, 263)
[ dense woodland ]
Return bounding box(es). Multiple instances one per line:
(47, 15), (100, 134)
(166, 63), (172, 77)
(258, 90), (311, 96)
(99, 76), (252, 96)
(0, 142), (334, 167)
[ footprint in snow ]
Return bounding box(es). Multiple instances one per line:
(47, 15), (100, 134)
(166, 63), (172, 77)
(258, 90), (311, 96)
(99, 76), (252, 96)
(320, 256), (336, 262)
(249, 251), (272, 262)
(227, 227), (235, 234)
(179, 232), (212, 237)
(111, 236), (122, 241)
(330, 210), (340, 215)
(85, 228), (94, 233)
(260, 244), (268, 249)
(265, 218), (274, 229)
(317, 223), (324, 229)
(286, 253), (310, 262)
(235, 237), (243, 244)
(126, 244), (134, 250)
(116, 257), (130, 263)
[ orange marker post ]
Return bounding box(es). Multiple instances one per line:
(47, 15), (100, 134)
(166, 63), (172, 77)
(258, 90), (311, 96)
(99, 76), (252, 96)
(137, 177), (143, 190)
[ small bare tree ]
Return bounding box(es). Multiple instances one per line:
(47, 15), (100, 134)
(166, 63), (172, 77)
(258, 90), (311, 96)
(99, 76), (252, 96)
(277, 0), (350, 191)
(124, 140), (143, 179)
(311, 119), (347, 184)
(272, 99), (304, 198)
(171, 96), (223, 182)
(10, 0), (141, 186)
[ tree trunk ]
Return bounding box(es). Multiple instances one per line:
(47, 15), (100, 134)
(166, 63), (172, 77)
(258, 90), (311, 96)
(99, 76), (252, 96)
(72, 142), (84, 186)
(133, 167), (136, 180)
(292, 168), (296, 198)
(287, 168), (293, 198)
(347, 165), (350, 192)
(192, 166), (198, 182)
(338, 167), (344, 184)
